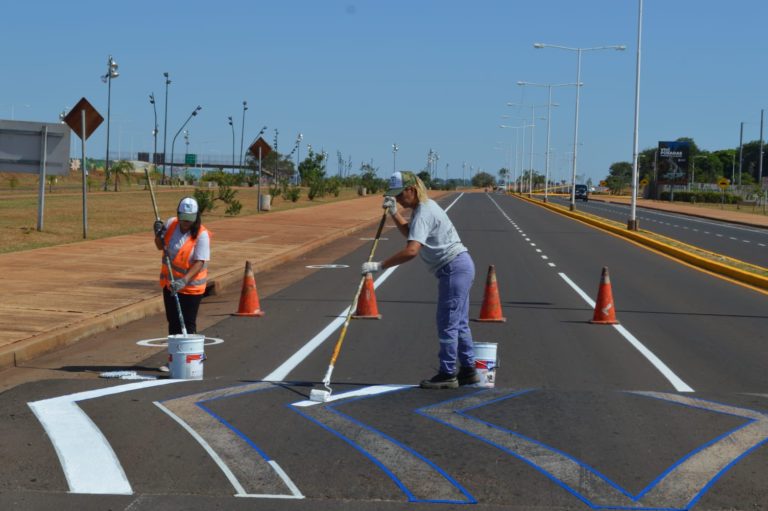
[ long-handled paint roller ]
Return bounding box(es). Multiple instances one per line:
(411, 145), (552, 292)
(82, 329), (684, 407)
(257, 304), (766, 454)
(309, 209), (389, 402)
(144, 168), (187, 336)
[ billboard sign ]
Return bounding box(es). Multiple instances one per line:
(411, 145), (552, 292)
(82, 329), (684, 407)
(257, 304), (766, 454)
(0, 120), (72, 175)
(657, 141), (689, 184)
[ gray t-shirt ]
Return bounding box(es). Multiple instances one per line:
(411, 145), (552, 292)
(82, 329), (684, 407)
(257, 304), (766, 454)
(408, 199), (467, 274)
(164, 217), (210, 263)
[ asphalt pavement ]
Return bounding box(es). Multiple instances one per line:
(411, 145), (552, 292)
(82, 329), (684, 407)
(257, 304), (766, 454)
(1, 192), (767, 510)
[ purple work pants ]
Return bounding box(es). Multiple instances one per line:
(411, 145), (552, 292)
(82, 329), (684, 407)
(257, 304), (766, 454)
(435, 251), (476, 375)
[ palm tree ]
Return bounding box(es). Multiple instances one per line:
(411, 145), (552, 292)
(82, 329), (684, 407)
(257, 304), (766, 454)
(110, 160), (134, 191)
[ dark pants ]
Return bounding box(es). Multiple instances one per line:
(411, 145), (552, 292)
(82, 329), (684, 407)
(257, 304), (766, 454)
(163, 288), (203, 335)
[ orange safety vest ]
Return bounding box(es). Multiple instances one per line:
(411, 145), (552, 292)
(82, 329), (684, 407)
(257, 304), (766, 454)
(159, 219), (210, 295)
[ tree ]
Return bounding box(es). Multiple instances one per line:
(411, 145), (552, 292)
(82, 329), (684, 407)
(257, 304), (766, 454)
(417, 170), (432, 189)
(471, 171), (496, 188)
(298, 150), (327, 200)
(360, 163), (385, 194)
(605, 161), (632, 194)
(110, 160), (134, 192)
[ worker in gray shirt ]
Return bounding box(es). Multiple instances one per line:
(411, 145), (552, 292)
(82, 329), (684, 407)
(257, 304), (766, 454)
(362, 171), (479, 389)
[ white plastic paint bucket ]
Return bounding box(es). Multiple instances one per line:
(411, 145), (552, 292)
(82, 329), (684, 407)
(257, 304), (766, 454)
(167, 334), (206, 380)
(474, 342), (498, 387)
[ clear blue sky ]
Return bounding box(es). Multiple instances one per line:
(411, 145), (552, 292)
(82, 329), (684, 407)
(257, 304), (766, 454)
(2, 1), (767, 185)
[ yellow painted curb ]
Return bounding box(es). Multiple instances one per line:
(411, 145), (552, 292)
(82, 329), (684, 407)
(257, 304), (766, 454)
(515, 194), (768, 291)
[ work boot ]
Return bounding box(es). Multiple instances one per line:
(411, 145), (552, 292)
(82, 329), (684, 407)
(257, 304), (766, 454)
(457, 366), (481, 386)
(420, 372), (458, 389)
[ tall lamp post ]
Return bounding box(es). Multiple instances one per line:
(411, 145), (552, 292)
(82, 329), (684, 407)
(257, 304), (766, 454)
(517, 82), (575, 201)
(628, 0), (644, 230)
(170, 106), (202, 183)
(162, 72), (171, 184)
(534, 42), (625, 210)
(499, 124), (525, 192)
(392, 143), (398, 172)
(228, 116), (235, 170)
(183, 130), (190, 156)
(149, 93), (158, 172)
(239, 101), (248, 168)
(101, 55), (119, 191)
(507, 102), (548, 196)
(295, 133), (303, 185)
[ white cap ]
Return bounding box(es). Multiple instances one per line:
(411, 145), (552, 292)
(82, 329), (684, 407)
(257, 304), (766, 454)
(177, 197), (198, 221)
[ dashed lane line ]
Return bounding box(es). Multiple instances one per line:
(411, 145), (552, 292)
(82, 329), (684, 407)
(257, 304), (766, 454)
(486, 194), (693, 393)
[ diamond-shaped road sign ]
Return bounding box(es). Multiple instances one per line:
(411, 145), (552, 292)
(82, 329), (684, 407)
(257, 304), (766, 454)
(63, 98), (103, 141)
(248, 137), (272, 159)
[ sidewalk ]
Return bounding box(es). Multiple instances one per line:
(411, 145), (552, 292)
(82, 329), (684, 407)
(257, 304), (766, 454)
(592, 195), (768, 229)
(0, 194), (395, 370)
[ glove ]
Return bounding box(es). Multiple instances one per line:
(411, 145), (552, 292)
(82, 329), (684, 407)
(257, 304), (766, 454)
(153, 220), (166, 238)
(169, 278), (187, 294)
(361, 261), (382, 275)
(382, 196), (397, 216)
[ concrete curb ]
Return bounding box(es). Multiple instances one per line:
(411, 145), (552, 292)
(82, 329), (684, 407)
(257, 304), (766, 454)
(0, 216), (383, 371)
(516, 194), (768, 292)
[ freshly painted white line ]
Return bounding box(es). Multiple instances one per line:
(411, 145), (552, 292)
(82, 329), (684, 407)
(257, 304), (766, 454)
(548, 262), (556, 267)
(154, 400), (249, 496)
(29, 380), (183, 494)
(292, 384), (412, 407)
(558, 273), (693, 393)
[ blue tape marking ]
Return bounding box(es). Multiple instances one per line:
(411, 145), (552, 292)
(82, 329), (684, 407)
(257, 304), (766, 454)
(196, 401), (272, 461)
(327, 401), (476, 504)
(685, 437), (768, 510)
(290, 405), (420, 502)
(419, 389), (767, 510)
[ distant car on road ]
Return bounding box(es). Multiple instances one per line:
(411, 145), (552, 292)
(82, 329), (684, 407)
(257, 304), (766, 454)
(574, 184), (589, 202)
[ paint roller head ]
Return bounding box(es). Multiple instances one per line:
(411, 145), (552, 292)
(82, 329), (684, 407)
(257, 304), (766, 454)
(309, 388), (330, 402)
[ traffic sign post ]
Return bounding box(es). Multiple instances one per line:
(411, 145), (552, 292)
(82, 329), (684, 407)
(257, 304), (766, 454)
(718, 177), (730, 209)
(184, 153), (197, 166)
(63, 98), (103, 239)
(249, 137), (273, 212)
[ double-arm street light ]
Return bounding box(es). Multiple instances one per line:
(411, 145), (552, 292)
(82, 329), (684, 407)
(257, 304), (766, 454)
(101, 55), (119, 191)
(228, 116), (235, 169)
(295, 133), (303, 185)
(507, 102), (548, 196)
(534, 42), (625, 210)
(239, 101), (248, 167)
(517, 81), (576, 202)
(170, 106), (202, 182)
(499, 124), (526, 192)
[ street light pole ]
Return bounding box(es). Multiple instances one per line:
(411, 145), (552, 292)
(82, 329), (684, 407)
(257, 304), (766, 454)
(392, 143), (398, 172)
(149, 93), (158, 174)
(628, 0), (644, 230)
(162, 72), (171, 184)
(534, 42), (626, 210)
(739, 121), (745, 187)
(295, 133), (303, 185)
(517, 81), (577, 201)
(101, 55), (119, 191)
(239, 101), (248, 168)
(170, 106), (202, 184)
(228, 116), (235, 170)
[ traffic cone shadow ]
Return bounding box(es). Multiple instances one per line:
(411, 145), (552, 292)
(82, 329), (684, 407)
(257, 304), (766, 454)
(232, 261), (265, 317)
(590, 266), (619, 324)
(472, 265), (506, 322)
(353, 273), (382, 319)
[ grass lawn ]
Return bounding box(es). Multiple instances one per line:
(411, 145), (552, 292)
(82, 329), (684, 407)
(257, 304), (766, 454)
(0, 171), (364, 254)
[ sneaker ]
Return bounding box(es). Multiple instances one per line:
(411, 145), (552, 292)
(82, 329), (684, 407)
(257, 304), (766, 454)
(158, 364), (169, 373)
(419, 372), (458, 389)
(457, 366), (481, 386)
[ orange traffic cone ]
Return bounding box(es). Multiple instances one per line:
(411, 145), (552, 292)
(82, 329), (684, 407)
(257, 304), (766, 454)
(473, 265), (506, 322)
(232, 261), (265, 317)
(352, 273), (382, 319)
(590, 267), (619, 324)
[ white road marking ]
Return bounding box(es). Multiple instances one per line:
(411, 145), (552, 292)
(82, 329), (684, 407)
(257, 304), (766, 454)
(292, 384), (412, 407)
(28, 380), (184, 494)
(558, 273), (693, 393)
